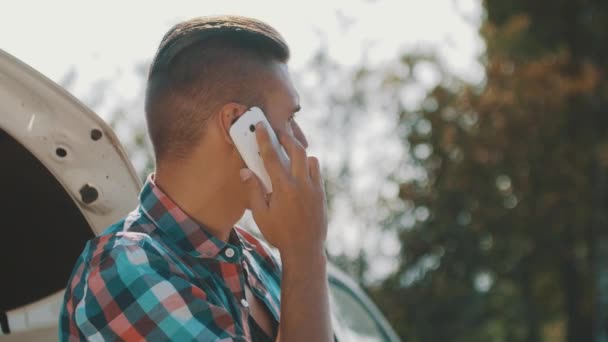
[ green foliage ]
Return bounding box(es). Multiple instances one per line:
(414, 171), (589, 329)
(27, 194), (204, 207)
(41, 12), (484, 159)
(368, 1), (608, 341)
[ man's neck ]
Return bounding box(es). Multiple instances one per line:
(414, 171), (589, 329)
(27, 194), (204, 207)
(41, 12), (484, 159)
(154, 164), (244, 242)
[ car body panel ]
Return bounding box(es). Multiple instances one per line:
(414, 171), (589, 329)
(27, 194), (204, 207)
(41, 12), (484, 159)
(0, 49), (141, 234)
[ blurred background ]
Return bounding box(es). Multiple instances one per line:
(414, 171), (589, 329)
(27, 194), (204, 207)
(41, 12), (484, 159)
(2, 0), (608, 341)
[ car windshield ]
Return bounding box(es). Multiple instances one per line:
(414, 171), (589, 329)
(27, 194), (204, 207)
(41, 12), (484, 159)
(329, 280), (389, 342)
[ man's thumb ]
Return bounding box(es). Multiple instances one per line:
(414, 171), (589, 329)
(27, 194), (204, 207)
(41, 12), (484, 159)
(240, 168), (267, 213)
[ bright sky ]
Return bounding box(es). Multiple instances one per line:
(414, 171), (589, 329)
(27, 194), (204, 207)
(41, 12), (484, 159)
(1, 0), (483, 90)
(1, 0), (484, 282)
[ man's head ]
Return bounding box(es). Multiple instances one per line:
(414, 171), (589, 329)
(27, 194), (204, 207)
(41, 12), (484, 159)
(146, 16), (302, 160)
(145, 15), (307, 208)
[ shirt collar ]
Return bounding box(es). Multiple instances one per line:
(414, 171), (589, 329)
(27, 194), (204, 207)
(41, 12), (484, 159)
(138, 174), (247, 259)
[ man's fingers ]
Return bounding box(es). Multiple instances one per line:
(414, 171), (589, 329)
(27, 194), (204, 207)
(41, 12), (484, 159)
(278, 130), (308, 181)
(255, 123), (288, 185)
(240, 168), (268, 214)
(308, 156), (322, 186)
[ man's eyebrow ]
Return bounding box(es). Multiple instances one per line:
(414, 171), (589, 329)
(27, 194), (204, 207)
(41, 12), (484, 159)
(293, 105), (301, 113)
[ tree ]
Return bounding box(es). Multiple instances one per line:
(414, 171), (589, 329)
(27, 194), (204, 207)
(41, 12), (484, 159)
(369, 1), (608, 341)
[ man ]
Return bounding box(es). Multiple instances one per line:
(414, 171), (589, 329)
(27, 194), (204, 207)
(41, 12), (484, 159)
(59, 15), (333, 341)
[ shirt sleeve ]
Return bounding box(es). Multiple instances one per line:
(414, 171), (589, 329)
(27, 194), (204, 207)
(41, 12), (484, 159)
(70, 237), (245, 341)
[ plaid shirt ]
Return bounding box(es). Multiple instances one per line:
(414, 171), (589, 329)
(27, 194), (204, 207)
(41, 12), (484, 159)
(59, 175), (282, 341)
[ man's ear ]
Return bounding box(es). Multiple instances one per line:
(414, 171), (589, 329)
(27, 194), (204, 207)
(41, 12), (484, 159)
(218, 103), (249, 145)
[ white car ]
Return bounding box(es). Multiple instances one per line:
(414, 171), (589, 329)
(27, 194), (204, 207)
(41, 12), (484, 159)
(0, 49), (401, 342)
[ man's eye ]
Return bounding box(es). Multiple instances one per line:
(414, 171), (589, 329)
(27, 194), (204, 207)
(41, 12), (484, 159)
(288, 114), (297, 122)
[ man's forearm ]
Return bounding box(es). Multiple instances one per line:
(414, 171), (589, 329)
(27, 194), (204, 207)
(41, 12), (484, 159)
(277, 251), (333, 342)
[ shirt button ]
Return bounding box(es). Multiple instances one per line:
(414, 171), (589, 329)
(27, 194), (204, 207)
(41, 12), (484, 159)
(225, 248), (235, 258)
(241, 298), (249, 308)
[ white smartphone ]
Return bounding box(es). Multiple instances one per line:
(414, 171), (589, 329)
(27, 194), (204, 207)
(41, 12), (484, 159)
(229, 107), (289, 193)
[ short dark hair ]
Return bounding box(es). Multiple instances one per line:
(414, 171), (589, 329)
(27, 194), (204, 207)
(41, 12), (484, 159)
(145, 15), (290, 161)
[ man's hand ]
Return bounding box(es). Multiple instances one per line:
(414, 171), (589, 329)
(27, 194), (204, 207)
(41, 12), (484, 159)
(240, 122), (328, 262)
(240, 122), (333, 342)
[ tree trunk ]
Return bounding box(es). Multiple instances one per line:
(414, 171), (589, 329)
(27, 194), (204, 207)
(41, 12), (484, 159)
(563, 224), (592, 342)
(592, 158), (608, 342)
(521, 258), (541, 342)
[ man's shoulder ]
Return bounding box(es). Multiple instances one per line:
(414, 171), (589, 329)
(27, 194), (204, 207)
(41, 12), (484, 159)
(77, 213), (171, 275)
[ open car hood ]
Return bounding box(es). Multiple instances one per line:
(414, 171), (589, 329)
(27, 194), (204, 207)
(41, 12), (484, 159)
(0, 49), (141, 338)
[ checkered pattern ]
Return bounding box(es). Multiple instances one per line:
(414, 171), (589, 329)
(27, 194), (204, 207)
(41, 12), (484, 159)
(59, 175), (282, 341)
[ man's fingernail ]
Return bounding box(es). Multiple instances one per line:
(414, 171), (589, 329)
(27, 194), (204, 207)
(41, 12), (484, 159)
(256, 122), (264, 130)
(240, 168), (251, 181)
